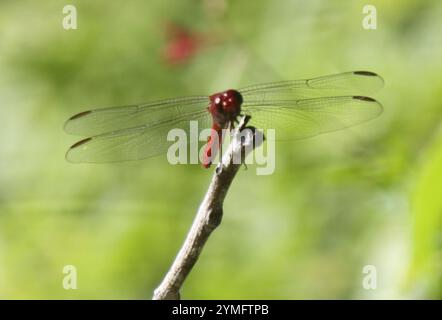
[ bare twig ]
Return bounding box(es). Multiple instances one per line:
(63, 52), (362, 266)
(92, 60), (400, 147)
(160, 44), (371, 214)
(152, 115), (263, 300)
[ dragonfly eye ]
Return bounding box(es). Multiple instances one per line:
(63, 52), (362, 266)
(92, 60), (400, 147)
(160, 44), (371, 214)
(225, 89), (243, 106)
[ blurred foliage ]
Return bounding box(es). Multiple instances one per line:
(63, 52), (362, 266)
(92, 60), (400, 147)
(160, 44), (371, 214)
(0, 0), (440, 299)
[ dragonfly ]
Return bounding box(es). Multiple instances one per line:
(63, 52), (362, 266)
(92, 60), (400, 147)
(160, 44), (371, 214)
(64, 71), (384, 167)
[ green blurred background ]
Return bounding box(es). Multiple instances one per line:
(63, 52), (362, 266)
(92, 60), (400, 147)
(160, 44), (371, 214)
(0, 0), (440, 299)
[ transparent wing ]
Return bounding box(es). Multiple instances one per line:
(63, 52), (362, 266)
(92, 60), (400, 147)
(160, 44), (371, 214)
(242, 96), (383, 140)
(240, 71), (384, 100)
(66, 111), (212, 163)
(64, 96), (209, 136)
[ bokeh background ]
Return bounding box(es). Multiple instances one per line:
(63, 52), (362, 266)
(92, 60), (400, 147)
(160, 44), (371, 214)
(0, 0), (440, 299)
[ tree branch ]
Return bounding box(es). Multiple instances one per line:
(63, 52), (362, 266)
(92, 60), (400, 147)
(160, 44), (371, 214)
(152, 115), (262, 300)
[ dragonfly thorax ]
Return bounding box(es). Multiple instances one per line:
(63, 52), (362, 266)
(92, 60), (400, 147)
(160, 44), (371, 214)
(209, 89), (243, 126)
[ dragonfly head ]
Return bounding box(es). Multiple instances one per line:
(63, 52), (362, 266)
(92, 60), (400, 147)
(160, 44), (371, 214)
(209, 89), (243, 124)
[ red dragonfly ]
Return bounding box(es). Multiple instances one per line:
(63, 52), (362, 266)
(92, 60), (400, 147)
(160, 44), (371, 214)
(64, 71), (383, 167)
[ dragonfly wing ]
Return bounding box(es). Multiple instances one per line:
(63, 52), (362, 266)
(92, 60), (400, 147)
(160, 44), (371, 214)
(242, 96), (383, 140)
(66, 111), (212, 163)
(240, 71), (384, 100)
(64, 96), (209, 136)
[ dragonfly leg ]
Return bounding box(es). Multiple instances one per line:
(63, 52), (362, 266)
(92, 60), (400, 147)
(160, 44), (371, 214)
(215, 162), (223, 174)
(218, 139), (223, 168)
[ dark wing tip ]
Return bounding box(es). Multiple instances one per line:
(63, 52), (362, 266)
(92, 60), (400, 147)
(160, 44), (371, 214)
(66, 137), (93, 163)
(353, 95), (377, 102)
(64, 110), (93, 134)
(68, 110), (92, 120)
(70, 137), (92, 149)
(353, 71), (379, 77)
